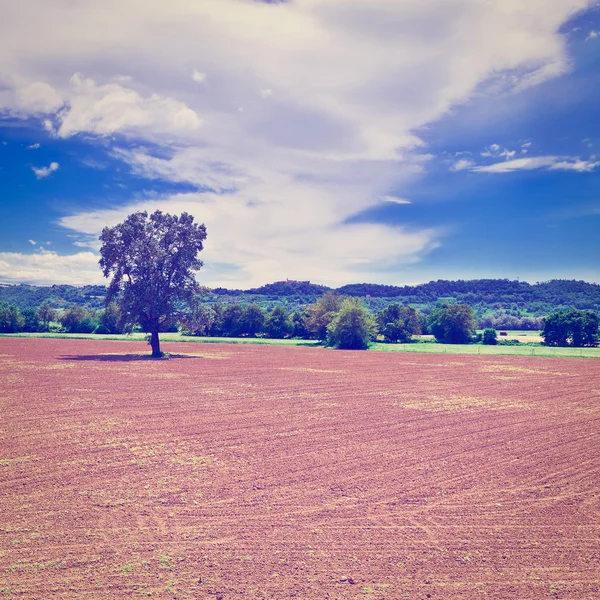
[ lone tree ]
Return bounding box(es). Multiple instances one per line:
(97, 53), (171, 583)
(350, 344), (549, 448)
(326, 297), (376, 350)
(428, 303), (475, 344)
(376, 304), (420, 343)
(99, 210), (207, 357)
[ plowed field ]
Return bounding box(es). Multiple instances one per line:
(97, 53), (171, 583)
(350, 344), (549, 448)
(1, 338), (599, 599)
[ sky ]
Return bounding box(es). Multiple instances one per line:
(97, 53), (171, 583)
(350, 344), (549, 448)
(0, 0), (599, 289)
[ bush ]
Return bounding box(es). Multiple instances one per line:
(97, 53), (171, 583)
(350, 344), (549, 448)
(482, 328), (498, 345)
(497, 339), (521, 346)
(326, 298), (376, 350)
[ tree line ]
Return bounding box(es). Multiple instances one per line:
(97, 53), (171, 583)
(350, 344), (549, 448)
(2, 294), (597, 349)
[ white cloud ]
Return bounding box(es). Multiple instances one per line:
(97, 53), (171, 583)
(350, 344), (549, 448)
(54, 74), (203, 139)
(28, 239), (37, 246)
(192, 70), (207, 84)
(550, 158), (600, 171)
(473, 156), (600, 173)
(112, 147), (245, 193)
(27, 143), (40, 150)
(0, 0), (595, 285)
(0, 250), (102, 285)
(0, 80), (62, 116)
(521, 142), (532, 154)
(32, 161), (59, 179)
(381, 196), (411, 204)
(498, 149), (517, 160)
(451, 159), (476, 171)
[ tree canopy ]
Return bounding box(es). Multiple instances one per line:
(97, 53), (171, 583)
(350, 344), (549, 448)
(428, 303), (475, 344)
(99, 210), (206, 357)
(326, 297), (376, 350)
(542, 309), (599, 347)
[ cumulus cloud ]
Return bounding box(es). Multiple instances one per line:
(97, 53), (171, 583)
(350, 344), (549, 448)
(0, 0), (595, 285)
(0, 250), (102, 285)
(0, 80), (62, 116)
(53, 74), (203, 139)
(32, 161), (59, 179)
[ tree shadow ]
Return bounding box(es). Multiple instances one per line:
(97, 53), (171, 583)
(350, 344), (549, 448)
(59, 353), (203, 362)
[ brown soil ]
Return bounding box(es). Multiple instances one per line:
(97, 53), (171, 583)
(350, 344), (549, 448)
(1, 338), (599, 599)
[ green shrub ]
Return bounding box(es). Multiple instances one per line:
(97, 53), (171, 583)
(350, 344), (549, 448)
(482, 328), (498, 345)
(326, 298), (376, 350)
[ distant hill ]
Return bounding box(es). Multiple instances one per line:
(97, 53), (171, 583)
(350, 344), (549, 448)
(0, 284), (107, 310)
(1, 279), (599, 315)
(337, 279), (600, 307)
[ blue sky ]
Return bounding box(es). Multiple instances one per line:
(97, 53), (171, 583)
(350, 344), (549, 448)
(0, 0), (599, 287)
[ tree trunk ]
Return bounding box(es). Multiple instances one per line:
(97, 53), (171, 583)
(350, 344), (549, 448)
(150, 330), (162, 358)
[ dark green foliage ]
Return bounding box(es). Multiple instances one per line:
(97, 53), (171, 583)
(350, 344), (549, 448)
(306, 292), (344, 340)
(248, 280), (331, 297)
(336, 279), (600, 312)
(99, 210), (206, 357)
(241, 304), (265, 337)
(265, 306), (293, 339)
(497, 339), (521, 346)
(0, 303), (24, 333)
(482, 328), (498, 345)
(428, 303), (476, 344)
(542, 309), (599, 347)
(291, 310), (309, 338)
(326, 298), (376, 350)
(98, 302), (124, 334)
(220, 304), (245, 337)
(376, 304), (420, 343)
(21, 307), (41, 332)
(61, 305), (98, 333)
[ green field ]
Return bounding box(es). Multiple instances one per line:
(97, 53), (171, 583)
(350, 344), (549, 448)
(2, 331), (599, 358)
(371, 341), (600, 358)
